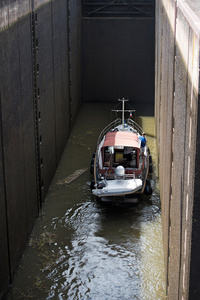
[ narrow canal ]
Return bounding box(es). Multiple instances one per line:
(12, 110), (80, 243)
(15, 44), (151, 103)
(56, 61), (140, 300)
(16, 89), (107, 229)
(8, 103), (166, 300)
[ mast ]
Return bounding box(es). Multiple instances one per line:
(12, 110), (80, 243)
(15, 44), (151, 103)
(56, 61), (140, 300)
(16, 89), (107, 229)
(111, 98), (135, 130)
(119, 98), (128, 130)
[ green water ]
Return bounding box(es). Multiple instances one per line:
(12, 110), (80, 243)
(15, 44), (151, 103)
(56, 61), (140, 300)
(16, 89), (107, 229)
(8, 103), (166, 300)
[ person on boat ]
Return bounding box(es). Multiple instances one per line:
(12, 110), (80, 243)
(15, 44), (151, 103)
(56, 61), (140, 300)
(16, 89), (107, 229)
(139, 132), (147, 154)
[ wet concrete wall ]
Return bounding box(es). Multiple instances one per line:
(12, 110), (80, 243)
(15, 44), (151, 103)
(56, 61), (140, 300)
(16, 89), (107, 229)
(0, 124), (10, 299)
(0, 8), (38, 297)
(81, 17), (155, 110)
(0, 0), (81, 298)
(155, 0), (200, 299)
(69, 0), (82, 124)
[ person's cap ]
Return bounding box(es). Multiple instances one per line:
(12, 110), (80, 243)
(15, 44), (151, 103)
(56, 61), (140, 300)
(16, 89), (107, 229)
(142, 132), (145, 135)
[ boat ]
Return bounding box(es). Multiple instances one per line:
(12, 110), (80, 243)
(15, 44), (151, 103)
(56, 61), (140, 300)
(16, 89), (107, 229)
(90, 98), (152, 203)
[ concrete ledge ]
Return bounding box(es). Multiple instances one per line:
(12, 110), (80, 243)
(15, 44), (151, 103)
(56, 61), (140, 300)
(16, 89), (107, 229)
(0, 0), (53, 31)
(178, 0), (200, 38)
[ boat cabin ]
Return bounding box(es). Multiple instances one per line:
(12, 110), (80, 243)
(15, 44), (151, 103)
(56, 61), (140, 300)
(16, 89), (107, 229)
(103, 146), (139, 168)
(98, 131), (143, 177)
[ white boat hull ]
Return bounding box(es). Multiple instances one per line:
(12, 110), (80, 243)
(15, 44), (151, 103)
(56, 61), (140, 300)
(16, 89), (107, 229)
(92, 178), (142, 197)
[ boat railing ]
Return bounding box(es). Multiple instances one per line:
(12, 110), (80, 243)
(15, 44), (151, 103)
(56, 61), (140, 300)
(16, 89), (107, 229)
(96, 117), (143, 149)
(96, 118), (122, 148)
(104, 172), (136, 181)
(127, 118), (144, 135)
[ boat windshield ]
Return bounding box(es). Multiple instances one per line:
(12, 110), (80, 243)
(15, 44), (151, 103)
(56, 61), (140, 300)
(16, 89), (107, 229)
(103, 146), (138, 169)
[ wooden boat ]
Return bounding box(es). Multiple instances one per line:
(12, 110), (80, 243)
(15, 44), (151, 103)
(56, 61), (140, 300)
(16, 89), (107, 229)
(90, 99), (152, 203)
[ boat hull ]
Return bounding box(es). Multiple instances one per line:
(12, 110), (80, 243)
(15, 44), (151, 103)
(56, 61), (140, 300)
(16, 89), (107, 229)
(90, 109), (153, 202)
(99, 196), (140, 204)
(92, 178), (142, 198)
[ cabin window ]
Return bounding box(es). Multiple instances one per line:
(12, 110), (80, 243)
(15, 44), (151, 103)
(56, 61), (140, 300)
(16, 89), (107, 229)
(129, 149), (137, 168)
(115, 153), (123, 163)
(104, 147), (113, 167)
(103, 146), (138, 168)
(115, 147), (138, 168)
(104, 153), (110, 167)
(114, 149), (126, 167)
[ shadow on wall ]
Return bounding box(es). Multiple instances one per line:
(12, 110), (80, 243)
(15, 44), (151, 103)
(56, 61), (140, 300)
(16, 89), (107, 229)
(0, 0), (82, 298)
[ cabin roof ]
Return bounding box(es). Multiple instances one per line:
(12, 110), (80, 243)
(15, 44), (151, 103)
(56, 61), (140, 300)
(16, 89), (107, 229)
(103, 131), (140, 148)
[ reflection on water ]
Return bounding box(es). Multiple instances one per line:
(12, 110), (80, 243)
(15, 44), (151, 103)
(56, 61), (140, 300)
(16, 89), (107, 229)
(9, 103), (166, 300)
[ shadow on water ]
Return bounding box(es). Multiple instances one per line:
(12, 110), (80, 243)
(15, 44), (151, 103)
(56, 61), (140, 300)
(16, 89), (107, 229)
(8, 103), (166, 300)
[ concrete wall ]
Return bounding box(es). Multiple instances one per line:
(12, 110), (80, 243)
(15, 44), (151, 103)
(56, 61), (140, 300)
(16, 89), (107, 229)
(0, 0), (81, 298)
(35, 0), (70, 198)
(69, 0), (82, 124)
(0, 118), (10, 300)
(81, 17), (155, 111)
(0, 8), (38, 297)
(155, 0), (200, 299)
